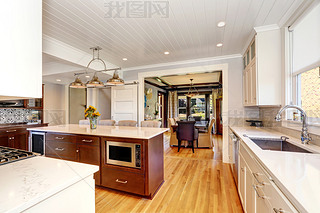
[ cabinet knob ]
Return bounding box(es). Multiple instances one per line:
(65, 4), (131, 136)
(76, 150), (79, 153)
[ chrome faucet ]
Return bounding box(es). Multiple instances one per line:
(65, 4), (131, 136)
(275, 105), (311, 144)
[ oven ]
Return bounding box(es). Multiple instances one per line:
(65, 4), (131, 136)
(106, 141), (141, 168)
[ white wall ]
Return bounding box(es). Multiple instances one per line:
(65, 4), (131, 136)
(98, 88), (111, 119)
(44, 83), (67, 125)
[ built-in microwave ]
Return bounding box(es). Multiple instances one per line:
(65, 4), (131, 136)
(106, 141), (141, 168)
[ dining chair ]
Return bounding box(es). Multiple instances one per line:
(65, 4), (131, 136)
(79, 119), (90, 125)
(168, 118), (178, 146)
(99, 119), (116, 126)
(141, 120), (161, 128)
(176, 121), (198, 153)
(174, 117), (180, 123)
(198, 118), (215, 148)
(118, 120), (137, 127)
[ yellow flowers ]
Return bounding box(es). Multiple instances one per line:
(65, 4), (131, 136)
(84, 106), (100, 119)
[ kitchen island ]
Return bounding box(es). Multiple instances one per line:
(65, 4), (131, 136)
(0, 156), (98, 213)
(28, 124), (168, 198)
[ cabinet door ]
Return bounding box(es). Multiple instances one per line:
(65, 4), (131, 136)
(0, 135), (9, 147)
(246, 167), (255, 213)
(239, 154), (246, 207)
(77, 143), (101, 185)
(255, 190), (271, 213)
(249, 61), (257, 105)
(12, 133), (28, 150)
(243, 69), (248, 105)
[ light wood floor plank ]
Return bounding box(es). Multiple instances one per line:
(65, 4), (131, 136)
(95, 133), (244, 213)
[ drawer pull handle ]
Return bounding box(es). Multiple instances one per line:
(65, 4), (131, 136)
(252, 185), (265, 199)
(55, 137), (64, 140)
(273, 208), (284, 213)
(253, 172), (265, 185)
(82, 139), (93, 143)
(55, 148), (65, 151)
(116, 179), (128, 184)
(6, 130), (17, 133)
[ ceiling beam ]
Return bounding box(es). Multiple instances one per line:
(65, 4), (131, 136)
(144, 80), (167, 90)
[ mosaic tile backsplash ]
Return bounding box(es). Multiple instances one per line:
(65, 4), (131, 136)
(0, 109), (32, 124)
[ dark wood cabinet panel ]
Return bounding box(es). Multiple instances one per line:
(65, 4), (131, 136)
(12, 132), (28, 150)
(101, 167), (145, 195)
(45, 140), (77, 161)
(46, 133), (76, 143)
(76, 135), (99, 146)
(0, 135), (9, 147)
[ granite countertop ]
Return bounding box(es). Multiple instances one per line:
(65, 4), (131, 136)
(27, 124), (169, 140)
(0, 156), (98, 213)
(230, 126), (320, 213)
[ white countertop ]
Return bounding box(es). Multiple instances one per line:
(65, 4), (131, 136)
(28, 124), (169, 140)
(0, 156), (98, 213)
(230, 126), (320, 213)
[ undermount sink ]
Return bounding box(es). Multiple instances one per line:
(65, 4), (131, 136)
(249, 138), (312, 154)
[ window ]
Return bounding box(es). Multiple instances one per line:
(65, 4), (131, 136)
(190, 95), (206, 119)
(178, 95), (187, 120)
(296, 67), (320, 122)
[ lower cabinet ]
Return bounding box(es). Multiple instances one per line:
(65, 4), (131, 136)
(0, 129), (28, 150)
(238, 141), (298, 213)
(45, 133), (101, 185)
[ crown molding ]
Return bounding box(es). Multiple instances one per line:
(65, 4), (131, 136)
(122, 54), (241, 72)
(254, 24), (280, 33)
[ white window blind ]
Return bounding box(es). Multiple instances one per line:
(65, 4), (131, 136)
(292, 3), (320, 75)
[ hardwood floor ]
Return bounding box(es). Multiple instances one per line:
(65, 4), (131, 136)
(95, 133), (243, 213)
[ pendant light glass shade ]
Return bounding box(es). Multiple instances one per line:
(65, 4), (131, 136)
(185, 79), (199, 97)
(86, 73), (104, 88)
(105, 71), (124, 85)
(69, 76), (86, 88)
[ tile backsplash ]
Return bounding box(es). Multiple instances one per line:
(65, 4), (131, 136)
(0, 109), (32, 124)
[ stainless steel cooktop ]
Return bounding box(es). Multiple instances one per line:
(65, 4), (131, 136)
(0, 146), (37, 165)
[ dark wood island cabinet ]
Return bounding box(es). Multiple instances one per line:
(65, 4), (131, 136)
(28, 124), (168, 199)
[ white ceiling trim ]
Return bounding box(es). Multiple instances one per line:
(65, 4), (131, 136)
(254, 24), (280, 33)
(43, 34), (119, 71)
(122, 54), (241, 72)
(42, 62), (84, 76)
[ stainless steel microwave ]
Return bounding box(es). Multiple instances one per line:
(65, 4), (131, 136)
(106, 141), (141, 168)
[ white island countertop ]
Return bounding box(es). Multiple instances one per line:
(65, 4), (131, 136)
(0, 156), (98, 213)
(28, 124), (169, 140)
(230, 126), (320, 213)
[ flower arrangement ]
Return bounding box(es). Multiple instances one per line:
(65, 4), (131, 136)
(84, 106), (100, 129)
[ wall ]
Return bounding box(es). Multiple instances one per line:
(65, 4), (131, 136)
(43, 83), (67, 125)
(98, 88), (111, 119)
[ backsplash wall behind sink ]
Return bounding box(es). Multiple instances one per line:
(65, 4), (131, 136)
(0, 109), (32, 124)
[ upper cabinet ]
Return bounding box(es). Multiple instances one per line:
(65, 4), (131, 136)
(0, 0), (42, 100)
(243, 28), (281, 106)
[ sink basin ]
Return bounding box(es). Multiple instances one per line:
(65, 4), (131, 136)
(249, 138), (312, 153)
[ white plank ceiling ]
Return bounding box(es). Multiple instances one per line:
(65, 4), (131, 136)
(43, 0), (304, 69)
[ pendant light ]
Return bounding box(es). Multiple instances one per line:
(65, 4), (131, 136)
(105, 70), (124, 85)
(69, 46), (124, 88)
(86, 72), (104, 88)
(185, 79), (199, 97)
(69, 75), (86, 88)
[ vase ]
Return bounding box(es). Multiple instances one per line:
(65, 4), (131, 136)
(89, 118), (97, 129)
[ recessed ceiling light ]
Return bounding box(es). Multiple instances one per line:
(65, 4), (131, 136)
(217, 21), (226, 27)
(216, 43), (223, 47)
(85, 75), (90, 78)
(164, 51), (170, 55)
(56, 79), (61, 82)
(122, 58), (127, 61)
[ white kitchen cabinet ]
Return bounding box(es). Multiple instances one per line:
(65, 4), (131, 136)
(0, 0), (42, 100)
(238, 140), (298, 213)
(243, 28), (281, 106)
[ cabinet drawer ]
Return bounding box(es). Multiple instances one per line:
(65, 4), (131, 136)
(101, 168), (145, 195)
(76, 135), (99, 146)
(45, 140), (77, 161)
(46, 133), (76, 143)
(0, 128), (26, 135)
